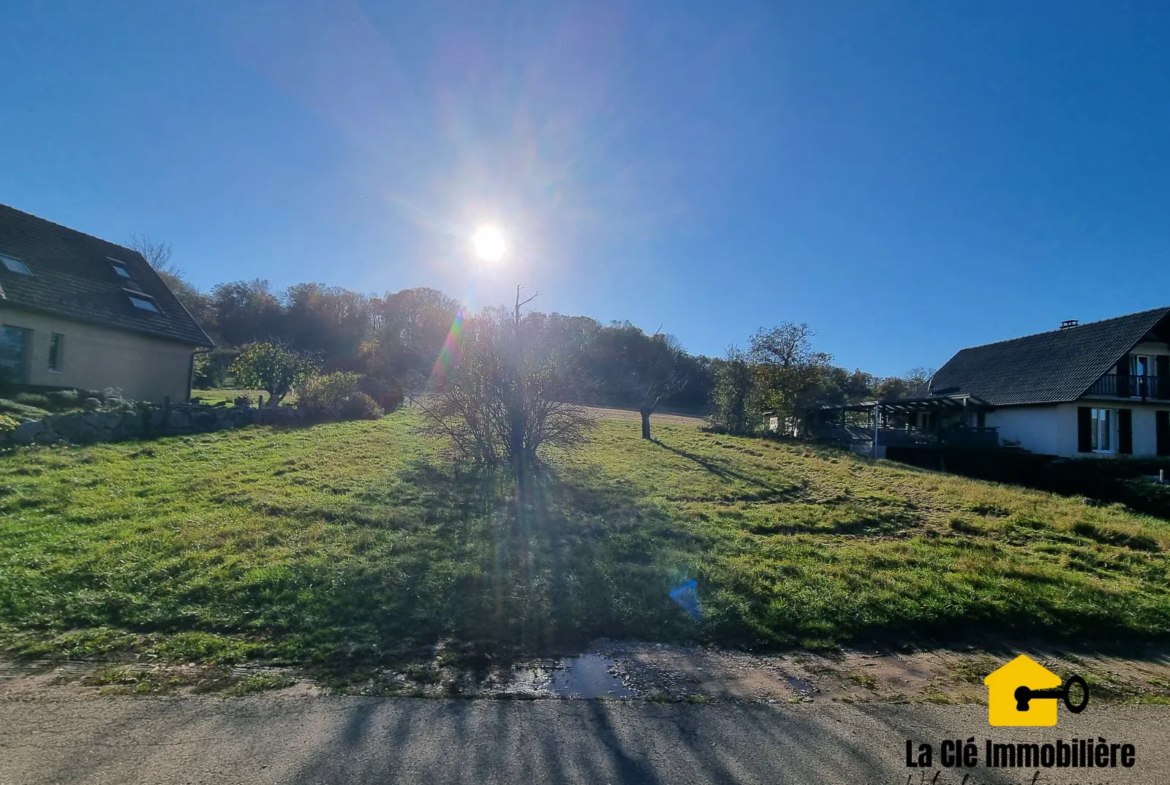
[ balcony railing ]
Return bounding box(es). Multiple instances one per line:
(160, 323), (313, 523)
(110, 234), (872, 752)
(1085, 374), (1170, 400)
(808, 425), (999, 449)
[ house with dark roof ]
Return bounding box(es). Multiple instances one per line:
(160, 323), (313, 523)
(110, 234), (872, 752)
(0, 204), (213, 402)
(927, 306), (1170, 457)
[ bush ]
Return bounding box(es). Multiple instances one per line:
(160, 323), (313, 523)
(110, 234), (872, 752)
(233, 395), (254, 408)
(0, 399), (50, 419)
(298, 372), (361, 415)
(339, 390), (383, 421)
(46, 389), (80, 409)
(340, 391), (384, 420)
(357, 376), (405, 413)
(194, 347), (240, 389)
(0, 413), (19, 434)
(298, 373), (386, 421)
(13, 393), (50, 408)
(933, 449), (1170, 521)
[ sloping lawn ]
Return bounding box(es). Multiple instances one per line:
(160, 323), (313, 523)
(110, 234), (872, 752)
(0, 409), (1167, 667)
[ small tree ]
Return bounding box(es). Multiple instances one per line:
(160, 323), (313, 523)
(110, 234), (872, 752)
(632, 334), (688, 440)
(708, 346), (754, 435)
(591, 324), (688, 440)
(230, 342), (317, 407)
(418, 290), (593, 474)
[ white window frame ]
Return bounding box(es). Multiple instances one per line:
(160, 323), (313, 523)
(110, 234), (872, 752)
(1091, 408), (1116, 454)
(108, 258), (133, 279)
(0, 324), (31, 383)
(0, 254), (31, 275)
(125, 290), (161, 313)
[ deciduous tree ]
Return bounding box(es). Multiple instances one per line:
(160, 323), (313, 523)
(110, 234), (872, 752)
(230, 342), (318, 407)
(708, 346), (755, 435)
(748, 322), (831, 433)
(417, 289), (593, 475)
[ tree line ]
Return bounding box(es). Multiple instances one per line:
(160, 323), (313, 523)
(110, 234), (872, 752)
(707, 323), (933, 436)
(139, 239), (933, 436)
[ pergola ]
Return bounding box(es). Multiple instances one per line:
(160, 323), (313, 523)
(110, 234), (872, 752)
(810, 393), (993, 425)
(806, 394), (996, 455)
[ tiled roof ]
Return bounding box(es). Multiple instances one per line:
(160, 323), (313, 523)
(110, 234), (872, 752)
(0, 204), (212, 347)
(929, 307), (1170, 406)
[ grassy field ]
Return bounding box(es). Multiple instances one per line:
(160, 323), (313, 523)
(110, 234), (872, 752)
(0, 408), (1168, 671)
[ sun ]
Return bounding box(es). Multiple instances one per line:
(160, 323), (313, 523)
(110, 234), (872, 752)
(472, 224), (506, 263)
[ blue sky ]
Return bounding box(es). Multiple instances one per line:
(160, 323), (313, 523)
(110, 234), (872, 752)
(2, 1), (1169, 376)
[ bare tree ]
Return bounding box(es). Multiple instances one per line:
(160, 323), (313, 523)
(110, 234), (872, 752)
(128, 234), (179, 278)
(127, 234), (216, 331)
(417, 289), (594, 475)
(903, 367), (936, 397)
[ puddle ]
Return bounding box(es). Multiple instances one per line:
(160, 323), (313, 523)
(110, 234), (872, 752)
(784, 675), (814, 695)
(543, 655), (635, 699)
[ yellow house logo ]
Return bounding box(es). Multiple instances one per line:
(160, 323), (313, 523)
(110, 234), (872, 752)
(984, 654), (1089, 726)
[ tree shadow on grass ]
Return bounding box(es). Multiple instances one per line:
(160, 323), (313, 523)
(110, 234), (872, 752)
(648, 438), (791, 498)
(746, 507), (917, 536)
(281, 460), (698, 674)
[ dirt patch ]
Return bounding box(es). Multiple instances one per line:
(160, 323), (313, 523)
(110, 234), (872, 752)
(0, 661), (321, 699)
(587, 641), (1170, 706)
(4, 641), (1169, 705)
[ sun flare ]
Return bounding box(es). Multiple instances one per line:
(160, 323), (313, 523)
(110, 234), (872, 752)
(472, 224), (506, 263)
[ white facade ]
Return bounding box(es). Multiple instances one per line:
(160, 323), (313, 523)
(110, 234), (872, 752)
(985, 406), (1064, 456)
(987, 401), (1170, 458)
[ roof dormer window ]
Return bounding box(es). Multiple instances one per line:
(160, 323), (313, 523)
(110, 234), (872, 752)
(125, 290), (161, 314)
(108, 258), (133, 279)
(0, 255), (31, 275)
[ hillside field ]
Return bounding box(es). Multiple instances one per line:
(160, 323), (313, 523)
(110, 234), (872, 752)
(0, 407), (1168, 669)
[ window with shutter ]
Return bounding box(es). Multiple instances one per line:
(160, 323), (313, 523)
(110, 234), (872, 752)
(1119, 409), (1133, 455)
(1077, 407), (1092, 453)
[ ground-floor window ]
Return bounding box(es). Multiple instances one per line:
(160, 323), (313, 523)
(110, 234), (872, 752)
(1091, 408), (1114, 453)
(1158, 411), (1170, 457)
(0, 325), (29, 384)
(48, 332), (64, 372)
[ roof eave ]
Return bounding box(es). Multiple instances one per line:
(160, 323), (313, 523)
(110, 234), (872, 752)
(0, 300), (214, 348)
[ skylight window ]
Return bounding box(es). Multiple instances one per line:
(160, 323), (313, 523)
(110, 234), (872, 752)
(126, 291), (161, 313)
(1, 255), (31, 275)
(108, 258), (133, 279)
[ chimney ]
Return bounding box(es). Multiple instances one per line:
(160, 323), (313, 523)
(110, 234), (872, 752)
(1060, 319), (1079, 330)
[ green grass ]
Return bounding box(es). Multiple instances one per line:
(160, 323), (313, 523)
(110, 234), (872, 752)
(847, 672), (878, 690)
(0, 410), (1168, 670)
(191, 389), (296, 407)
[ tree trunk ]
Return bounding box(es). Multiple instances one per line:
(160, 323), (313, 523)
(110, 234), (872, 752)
(640, 409), (652, 440)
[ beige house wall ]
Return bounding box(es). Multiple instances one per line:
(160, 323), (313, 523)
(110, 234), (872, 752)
(0, 307), (196, 402)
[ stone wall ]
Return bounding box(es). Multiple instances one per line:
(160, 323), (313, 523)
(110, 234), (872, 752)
(2, 404), (309, 447)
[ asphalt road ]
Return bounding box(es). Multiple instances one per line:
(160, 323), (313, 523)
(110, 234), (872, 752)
(1, 697), (1167, 785)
